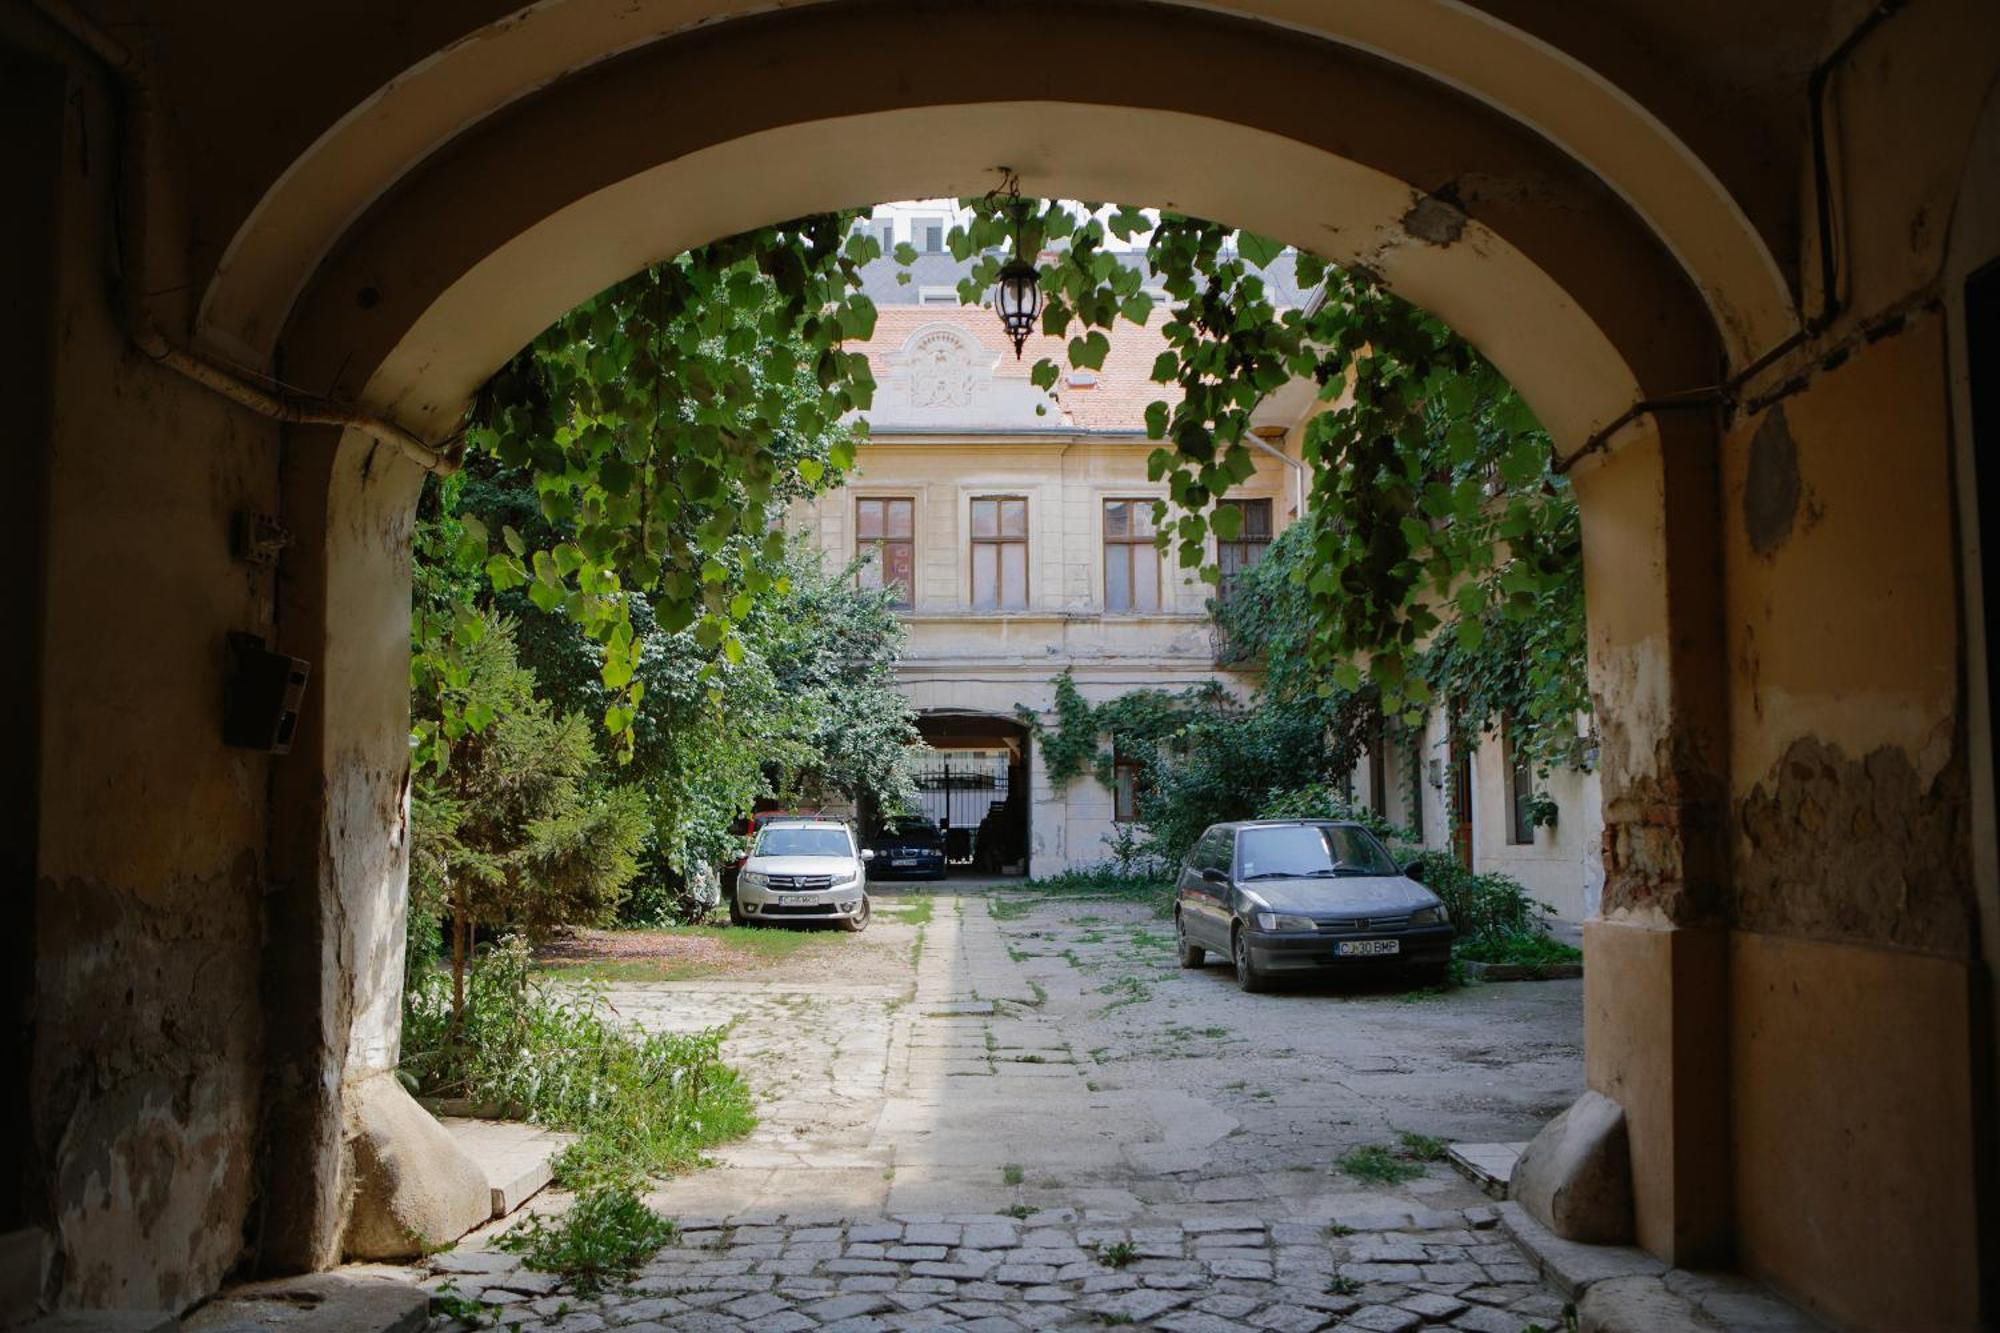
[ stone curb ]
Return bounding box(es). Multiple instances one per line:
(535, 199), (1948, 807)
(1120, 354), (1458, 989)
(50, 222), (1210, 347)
(1461, 960), (1584, 982)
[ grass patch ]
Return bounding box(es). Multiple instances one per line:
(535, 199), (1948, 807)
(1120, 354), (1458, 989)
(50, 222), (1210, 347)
(1002, 1163), (1025, 1186)
(1396, 1129), (1449, 1162)
(403, 938), (756, 1194)
(874, 896), (936, 926)
(1455, 928), (1583, 968)
(988, 895), (1040, 922)
(536, 924), (831, 982)
(1016, 866), (1175, 918)
(494, 1185), (677, 1295)
(1334, 1143), (1427, 1186)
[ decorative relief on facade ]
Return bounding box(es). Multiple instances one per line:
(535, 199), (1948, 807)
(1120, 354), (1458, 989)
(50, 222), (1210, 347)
(906, 326), (983, 408)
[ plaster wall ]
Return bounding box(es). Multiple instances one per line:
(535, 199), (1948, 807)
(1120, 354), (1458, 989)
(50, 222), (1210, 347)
(1730, 930), (1980, 1330)
(1351, 717), (1604, 923)
(14, 24), (277, 1311)
(1719, 313), (1980, 1324)
(1470, 736), (1604, 924)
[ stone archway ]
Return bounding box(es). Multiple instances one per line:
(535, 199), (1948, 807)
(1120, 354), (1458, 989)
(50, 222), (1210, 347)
(10, 0), (1973, 1324)
(243, 5), (1737, 1281)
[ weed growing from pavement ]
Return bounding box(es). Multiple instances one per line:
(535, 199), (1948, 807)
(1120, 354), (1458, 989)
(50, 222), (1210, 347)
(1335, 1143), (1427, 1185)
(1002, 1164), (1025, 1185)
(1098, 975), (1151, 1010)
(1026, 979), (1048, 1006)
(1325, 1222), (1355, 1237)
(494, 1186), (678, 1295)
(1002, 1203), (1035, 1218)
(987, 896), (1040, 922)
(1097, 1240), (1140, 1268)
(429, 1283), (501, 1328)
(1396, 1130), (1449, 1162)
(1325, 1274), (1362, 1296)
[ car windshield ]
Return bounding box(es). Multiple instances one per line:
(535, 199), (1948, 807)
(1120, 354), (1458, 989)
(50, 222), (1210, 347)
(880, 818), (941, 843)
(755, 825), (852, 858)
(1236, 824), (1399, 879)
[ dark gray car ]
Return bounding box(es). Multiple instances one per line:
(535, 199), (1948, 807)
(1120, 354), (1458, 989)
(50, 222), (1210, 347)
(1173, 819), (1454, 992)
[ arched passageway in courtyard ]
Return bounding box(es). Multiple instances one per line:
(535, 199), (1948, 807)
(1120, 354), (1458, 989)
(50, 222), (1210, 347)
(8, 2), (1997, 1328)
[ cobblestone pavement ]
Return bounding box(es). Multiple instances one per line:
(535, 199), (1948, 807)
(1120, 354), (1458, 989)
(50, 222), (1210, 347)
(414, 891), (1582, 1329)
(424, 1204), (1568, 1332)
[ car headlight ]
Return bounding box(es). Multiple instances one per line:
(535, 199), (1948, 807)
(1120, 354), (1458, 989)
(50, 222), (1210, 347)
(1409, 905), (1448, 926)
(738, 871), (768, 889)
(1254, 912), (1317, 933)
(833, 871), (861, 888)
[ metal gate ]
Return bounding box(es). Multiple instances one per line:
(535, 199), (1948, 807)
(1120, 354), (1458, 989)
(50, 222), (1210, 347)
(914, 750), (1013, 866)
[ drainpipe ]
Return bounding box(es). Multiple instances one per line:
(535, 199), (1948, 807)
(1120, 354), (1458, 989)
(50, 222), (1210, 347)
(24, 0), (461, 475)
(1247, 426), (1306, 518)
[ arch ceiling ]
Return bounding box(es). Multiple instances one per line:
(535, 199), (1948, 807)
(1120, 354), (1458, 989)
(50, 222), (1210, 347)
(200, 0), (1794, 380)
(258, 0), (1727, 464)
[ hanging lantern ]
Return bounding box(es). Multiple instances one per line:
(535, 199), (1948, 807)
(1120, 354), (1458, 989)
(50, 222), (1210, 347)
(992, 185), (1041, 359)
(994, 255), (1041, 360)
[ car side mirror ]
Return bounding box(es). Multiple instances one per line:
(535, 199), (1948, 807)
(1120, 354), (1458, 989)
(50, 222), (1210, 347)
(1403, 860), (1425, 883)
(860, 848), (875, 861)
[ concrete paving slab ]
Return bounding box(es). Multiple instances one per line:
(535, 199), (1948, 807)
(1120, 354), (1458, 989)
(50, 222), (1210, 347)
(1446, 1141), (1525, 1199)
(437, 1116), (577, 1217)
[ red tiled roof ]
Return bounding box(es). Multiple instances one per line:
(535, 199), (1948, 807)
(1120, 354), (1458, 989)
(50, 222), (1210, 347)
(852, 303), (1180, 433)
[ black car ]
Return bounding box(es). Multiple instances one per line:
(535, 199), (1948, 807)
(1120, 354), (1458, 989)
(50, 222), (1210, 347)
(1173, 819), (1454, 992)
(864, 815), (948, 880)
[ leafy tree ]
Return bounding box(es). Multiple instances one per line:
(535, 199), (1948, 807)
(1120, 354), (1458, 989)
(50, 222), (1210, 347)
(415, 215), (883, 763)
(409, 613), (648, 1031)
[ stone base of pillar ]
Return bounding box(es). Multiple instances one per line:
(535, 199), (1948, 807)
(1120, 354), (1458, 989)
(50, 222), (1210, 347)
(341, 1074), (492, 1261)
(1582, 917), (1731, 1267)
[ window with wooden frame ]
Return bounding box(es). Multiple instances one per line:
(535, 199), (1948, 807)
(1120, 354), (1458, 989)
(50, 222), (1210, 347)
(1112, 742), (1144, 822)
(1103, 498), (1161, 613)
(1216, 497), (1274, 603)
(970, 496), (1028, 611)
(856, 497), (915, 609)
(1504, 717), (1538, 845)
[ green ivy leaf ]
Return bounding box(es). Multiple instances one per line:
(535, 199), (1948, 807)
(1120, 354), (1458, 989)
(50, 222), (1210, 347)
(1237, 232), (1284, 268)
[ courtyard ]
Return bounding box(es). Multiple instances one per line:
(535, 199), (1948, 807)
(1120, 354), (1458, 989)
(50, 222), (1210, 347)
(411, 888), (1584, 1330)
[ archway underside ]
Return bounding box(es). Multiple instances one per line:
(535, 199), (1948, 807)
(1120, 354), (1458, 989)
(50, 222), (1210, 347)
(250, 0), (1741, 1300)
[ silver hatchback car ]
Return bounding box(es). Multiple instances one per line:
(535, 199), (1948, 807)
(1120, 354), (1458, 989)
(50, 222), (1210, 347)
(729, 818), (873, 931)
(1173, 819), (1453, 991)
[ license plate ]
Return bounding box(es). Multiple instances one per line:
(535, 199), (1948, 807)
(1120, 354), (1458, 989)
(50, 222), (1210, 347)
(1337, 939), (1401, 957)
(794, 895), (824, 906)
(892, 858), (917, 867)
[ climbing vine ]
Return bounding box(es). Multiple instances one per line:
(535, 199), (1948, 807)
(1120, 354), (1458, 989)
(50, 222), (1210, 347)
(936, 197), (1589, 768)
(1016, 671), (1227, 787)
(427, 200), (1589, 788)
(419, 214), (881, 762)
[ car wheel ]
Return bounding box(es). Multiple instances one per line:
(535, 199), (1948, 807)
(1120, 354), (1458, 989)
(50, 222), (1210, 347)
(1176, 911), (1206, 968)
(727, 893), (747, 928)
(841, 895), (872, 933)
(1232, 927), (1269, 993)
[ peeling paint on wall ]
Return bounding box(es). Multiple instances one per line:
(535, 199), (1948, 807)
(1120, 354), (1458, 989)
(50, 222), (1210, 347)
(1742, 406), (1801, 556)
(34, 866), (262, 1311)
(1738, 736), (1973, 956)
(1401, 183), (1468, 247)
